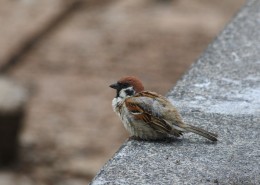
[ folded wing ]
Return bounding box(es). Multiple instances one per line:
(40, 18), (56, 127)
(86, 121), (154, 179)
(125, 91), (183, 136)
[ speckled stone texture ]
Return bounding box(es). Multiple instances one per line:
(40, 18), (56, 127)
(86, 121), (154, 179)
(90, 0), (260, 184)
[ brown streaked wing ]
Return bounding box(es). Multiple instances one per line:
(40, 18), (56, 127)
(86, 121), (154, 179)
(125, 96), (172, 133)
(135, 91), (162, 99)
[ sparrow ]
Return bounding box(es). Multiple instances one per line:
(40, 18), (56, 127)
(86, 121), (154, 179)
(110, 76), (218, 141)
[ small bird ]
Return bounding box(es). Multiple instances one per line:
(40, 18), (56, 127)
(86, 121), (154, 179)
(110, 76), (218, 141)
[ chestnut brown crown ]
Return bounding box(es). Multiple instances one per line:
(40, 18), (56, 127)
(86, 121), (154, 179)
(110, 76), (144, 93)
(118, 76), (144, 93)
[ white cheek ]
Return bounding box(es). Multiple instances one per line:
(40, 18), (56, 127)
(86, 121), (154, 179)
(119, 86), (134, 98)
(119, 90), (127, 98)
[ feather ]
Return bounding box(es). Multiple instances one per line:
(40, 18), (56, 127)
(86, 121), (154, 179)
(125, 91), (173, 134)
(184, 125), (218, 141)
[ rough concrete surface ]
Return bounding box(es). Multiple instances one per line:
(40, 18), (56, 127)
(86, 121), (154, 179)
(91, 0), (260, 184)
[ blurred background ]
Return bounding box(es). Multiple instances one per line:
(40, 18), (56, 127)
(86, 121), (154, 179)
(0, 0), (244, 184)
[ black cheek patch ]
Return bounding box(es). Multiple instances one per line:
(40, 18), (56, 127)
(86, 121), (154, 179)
(125, 89), (134, 96)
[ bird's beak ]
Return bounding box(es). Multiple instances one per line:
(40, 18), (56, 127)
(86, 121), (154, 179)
(109, 83), (119, 89)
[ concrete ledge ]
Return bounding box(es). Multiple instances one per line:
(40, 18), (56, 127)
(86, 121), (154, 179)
(90, 0), (260, 184)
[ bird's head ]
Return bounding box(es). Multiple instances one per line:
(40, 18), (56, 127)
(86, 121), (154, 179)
(109, 76), (144, 98)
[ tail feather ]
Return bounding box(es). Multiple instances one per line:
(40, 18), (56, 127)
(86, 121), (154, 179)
(185, 125), (218, 142)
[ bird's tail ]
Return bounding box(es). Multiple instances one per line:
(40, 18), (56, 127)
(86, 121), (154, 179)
(185, 125), (218, 142)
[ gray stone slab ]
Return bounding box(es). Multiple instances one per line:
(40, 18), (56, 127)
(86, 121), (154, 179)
(90, 0), (260, 184)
